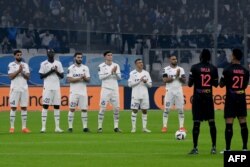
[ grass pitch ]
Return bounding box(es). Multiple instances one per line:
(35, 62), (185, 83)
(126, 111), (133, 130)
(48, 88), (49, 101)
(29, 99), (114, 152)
(0, 110), (246, 167)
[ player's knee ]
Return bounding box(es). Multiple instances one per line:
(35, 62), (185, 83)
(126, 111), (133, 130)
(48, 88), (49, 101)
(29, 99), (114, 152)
(54, 105), (60, 109)
(70, 109), (75, 112)
(11, 107), (17, 111)
(43, 105), (49, 109)
(142, 109), (147, 114)
(193, 121), (200, 129)
(21, 107), (27, 110)
(164, 108), (170, 114)
(208, 120), (216, 128)
(177, 108), (184, 114)
(240, 122), (247, 129)
(81, 110), (87, 112)
(114, 107), (119, 114)
(226, 123), (233, 132)
(99, 107), (106, 114)
(132, 109), (138, 114)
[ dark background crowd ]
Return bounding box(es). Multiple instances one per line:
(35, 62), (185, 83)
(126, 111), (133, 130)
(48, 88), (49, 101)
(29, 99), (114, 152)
(0, 0), (249, 54)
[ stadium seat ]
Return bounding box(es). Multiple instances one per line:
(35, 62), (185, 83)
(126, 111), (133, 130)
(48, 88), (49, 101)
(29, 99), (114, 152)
(151, 63), (162, 81)
(28, 48), (38, 55)
(37, 48), (47, 54)
(69, 48), (76, 53)
(20, 49), (29, 56)
(0, 56), (13, 85)
(28, 56), (47, 85)
(180, 63), (190, 75)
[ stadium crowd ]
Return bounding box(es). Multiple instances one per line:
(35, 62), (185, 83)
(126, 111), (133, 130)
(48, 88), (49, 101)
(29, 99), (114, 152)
(0, 0), (248, 54)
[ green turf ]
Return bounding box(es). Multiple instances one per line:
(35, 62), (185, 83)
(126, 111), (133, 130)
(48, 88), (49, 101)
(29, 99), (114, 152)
(0, 110), (247, 167)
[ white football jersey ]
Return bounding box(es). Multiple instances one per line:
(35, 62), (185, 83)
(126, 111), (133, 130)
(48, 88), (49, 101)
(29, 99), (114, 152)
(98, 62), (121, 90)
(67, 64), (90, 96)
(8, 61), (29, 91)
(128, 69), (152, 99)
(39, 60), (64, 90)
(163, 65), (185, 90)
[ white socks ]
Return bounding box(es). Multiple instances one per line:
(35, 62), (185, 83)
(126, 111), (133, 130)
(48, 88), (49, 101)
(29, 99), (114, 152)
(68, 111), (74, 129)
(10, 110), (16, 128)
(142, 113), (148, 129)
(81, 112), (88, 129)
(131, 112), (137, 129)
(178, 109), (184, 128)
(21, 110), (27, 129)
(98, 109), (105, 129)
(41, 108), (48, 129)
(54, 109), (60, 129)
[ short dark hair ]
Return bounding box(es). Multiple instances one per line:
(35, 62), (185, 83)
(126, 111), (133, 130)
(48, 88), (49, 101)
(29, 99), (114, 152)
(232, 48), (243, 61)
(103, 50), (112, 56)
(134, 58), (142, 64)
(169, 55), (176, 59)
(200, 49), (211, 62)
(74, 52), (82, 57)
(13, 50), (21, 56)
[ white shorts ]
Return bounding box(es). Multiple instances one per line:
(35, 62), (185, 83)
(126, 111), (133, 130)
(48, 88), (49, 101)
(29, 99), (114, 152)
(69, 93), (88, 110)
(131, 97), (149, 110)
(42, 89), (61, 106)
(164, 89), (184, 110)
(9, 89), (29, 107)
(100, 88), (120, 108)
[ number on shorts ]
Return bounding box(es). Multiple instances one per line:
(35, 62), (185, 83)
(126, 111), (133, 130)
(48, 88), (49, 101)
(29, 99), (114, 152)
(43, 98), (50, 103)
(10, 100), (15, 105)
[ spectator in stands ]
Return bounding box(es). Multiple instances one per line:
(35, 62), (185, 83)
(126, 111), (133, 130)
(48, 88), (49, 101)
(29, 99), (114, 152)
(60, 35), (69, 53)
(1, 36), (12, 53)
(39, 30), (53, 49)
(49, 0), (63, 16)
(217, 50), (229, 68)
(22, 31), (36, 49)
(16, 29), (25, 48)
(48, 35), (60, 53)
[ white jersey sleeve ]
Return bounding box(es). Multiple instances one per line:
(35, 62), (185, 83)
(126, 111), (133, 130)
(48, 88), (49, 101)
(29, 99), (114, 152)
(128, 71), (140, 87)
(115, 64), (121, 80)
(57, 61), (64, 73)
(85, 66), (90, 78)
(145, 71), (152, 88)
(98, 63), (112, 80)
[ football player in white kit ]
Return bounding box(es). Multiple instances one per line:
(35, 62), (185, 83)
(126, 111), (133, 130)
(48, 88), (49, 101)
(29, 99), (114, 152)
(128, 58), (152, 133)
(67, 52), (90, 133)
(162, 55), (186, 133)
(39, 49), (64, 133)
(8, 50), (31, 133)
(97, 51), (122, 133)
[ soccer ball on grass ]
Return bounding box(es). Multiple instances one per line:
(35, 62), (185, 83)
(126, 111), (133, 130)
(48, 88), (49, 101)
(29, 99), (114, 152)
(175, 130), (186, 140)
